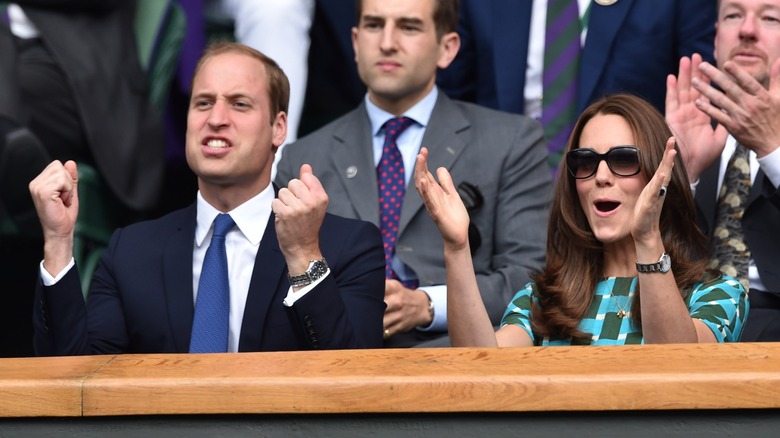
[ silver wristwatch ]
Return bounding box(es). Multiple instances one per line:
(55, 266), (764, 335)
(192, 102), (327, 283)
(288, 258), (329, 287)
(636, 252), (671, 274)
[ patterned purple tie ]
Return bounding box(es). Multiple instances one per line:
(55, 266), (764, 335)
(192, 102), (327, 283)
(190, 213), (235, 353)
(541, 0), (581, 171)
(377, 117), (418, 289)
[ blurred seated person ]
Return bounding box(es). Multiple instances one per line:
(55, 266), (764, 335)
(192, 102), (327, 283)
(0, 1), (164, 228)
(29, 42), (386, 355)
(0, 0), (163, 357)
(415, 94), (748, 346)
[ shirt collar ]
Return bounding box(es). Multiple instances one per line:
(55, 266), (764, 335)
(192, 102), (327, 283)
(365, 86), (438, 136)
(195, 184), (275, 247)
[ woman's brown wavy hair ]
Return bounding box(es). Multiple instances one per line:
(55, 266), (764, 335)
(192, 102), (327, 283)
(530, 94), (709, 341)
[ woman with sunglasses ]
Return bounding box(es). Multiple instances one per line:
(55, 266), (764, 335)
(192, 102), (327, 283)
(414, 94), (747, 346)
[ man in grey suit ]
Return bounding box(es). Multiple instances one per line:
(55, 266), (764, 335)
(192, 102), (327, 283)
(277, 0), (552, 347)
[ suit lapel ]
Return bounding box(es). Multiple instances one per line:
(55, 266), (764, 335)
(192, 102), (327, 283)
(238, 214), (287, 351)
(399, 94), (468, 234)
(697, 160), (721, 234)
(579, 1), (633, 111)
(748, 168), (766, 206)
(494, 1), (531, 113)
(163, 204), (197, 352)
(330, 104), (380, 224)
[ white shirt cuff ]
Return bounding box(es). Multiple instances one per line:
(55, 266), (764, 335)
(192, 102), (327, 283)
(40, 258), (76, 286)
(282, 269), (330, 307)
(757, 146), (780, 189)
(417, 284), (447, 332)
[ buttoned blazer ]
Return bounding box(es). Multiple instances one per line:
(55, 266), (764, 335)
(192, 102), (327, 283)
(438, 0), (717, 115)
(33, 201), (386, 355)
(696, 161), (780, 293)
(17, 1), (165, 210)
(276, 92), (552, 323)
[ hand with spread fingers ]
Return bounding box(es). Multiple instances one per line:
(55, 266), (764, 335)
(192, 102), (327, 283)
(691, 58), (780, 159)
(272, 164), (329, 275)
(28, 160), (80, 276)
(666, 53), (729, 183)
(631, 137), (676, 246)
(413, 147), (471, 253)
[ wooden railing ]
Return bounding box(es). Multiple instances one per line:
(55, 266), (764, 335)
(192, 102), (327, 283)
(2, 343), (780, 418)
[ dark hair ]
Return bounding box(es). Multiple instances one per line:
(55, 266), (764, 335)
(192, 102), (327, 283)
(355, 0), (459, 40)
(191, 42), (290, 121)
(530, 94), (709, 340)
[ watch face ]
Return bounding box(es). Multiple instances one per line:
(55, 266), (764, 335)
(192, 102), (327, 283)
(660, 253), (671, 272)
(308, 259), (329, 280)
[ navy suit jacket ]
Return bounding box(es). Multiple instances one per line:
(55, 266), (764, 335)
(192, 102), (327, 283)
(34, 201), (386, 355)
(438, 0), (717, 114)
(696, 161), (780, 294)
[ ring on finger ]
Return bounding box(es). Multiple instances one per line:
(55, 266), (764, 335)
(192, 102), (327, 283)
(658, 185), (667, 197)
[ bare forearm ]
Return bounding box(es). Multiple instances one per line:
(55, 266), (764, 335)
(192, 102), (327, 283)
(445, 245), (498, 347)
(635, 242), (699, 343)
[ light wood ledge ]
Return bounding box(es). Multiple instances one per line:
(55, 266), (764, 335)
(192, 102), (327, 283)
(2, 343), (780, 417)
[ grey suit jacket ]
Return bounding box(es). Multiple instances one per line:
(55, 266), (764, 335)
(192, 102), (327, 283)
(276, 92), (552, 325)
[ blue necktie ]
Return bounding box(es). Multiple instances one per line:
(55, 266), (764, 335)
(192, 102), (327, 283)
(377, 116), (418, 289)
(190, 213), (235, 353)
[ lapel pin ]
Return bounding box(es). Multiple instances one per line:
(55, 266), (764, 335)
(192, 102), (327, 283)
(345, 166), (358, 179)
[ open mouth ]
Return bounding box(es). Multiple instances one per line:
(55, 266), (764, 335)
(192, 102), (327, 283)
(595, 201), (620, 213)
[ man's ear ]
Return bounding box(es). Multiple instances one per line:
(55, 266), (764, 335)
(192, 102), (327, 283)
(437, 32), (461, 70)
(271, 111), (288, 152)
(352, 26), (360, 64)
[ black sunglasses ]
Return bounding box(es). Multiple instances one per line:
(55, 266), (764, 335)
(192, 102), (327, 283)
(566, 146), (641, 179)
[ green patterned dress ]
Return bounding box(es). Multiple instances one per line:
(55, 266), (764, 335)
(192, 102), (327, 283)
(501, 275), (748, 346)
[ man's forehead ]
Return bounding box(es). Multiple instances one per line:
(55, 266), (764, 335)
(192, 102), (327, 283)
(360, 0), (434, 22)
(719, 0), (780, 12)
(194, 53), (266, 86)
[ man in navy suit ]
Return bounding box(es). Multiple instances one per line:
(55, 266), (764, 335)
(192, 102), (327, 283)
(666, 0), (780, 341)
(437, 0), (716, 118)
(29, 42), (386, 355)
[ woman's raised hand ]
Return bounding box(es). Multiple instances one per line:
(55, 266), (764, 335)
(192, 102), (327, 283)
(414, 147), (470, 252)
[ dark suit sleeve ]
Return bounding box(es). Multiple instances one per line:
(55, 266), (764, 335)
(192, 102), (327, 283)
(33, 229), (131, 356)
(286, 217), (386, 349)
(33, 266), (91, 356)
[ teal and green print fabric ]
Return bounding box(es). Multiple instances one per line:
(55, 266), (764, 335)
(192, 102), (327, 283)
(501, 275), (748, 346)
